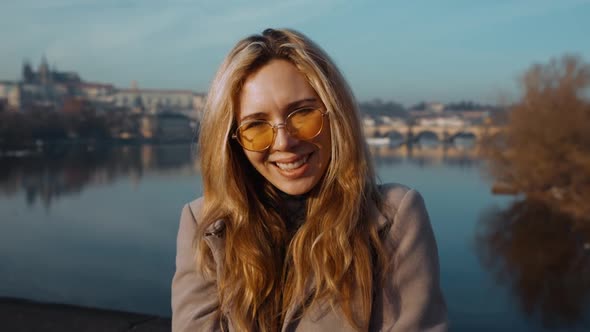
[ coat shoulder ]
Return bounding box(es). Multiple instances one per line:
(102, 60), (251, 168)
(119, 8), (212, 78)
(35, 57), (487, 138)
(187, 196), (204, 219)
(376, 182), (432, 243)
(186, 197), (226, 237)
(378, 182), (412, 210)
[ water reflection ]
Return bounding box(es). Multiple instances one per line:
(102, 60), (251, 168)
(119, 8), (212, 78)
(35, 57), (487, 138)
(476, 199), (590, 330)
(0, 143), (479, 208)
(369, 142), (480, 168)
(0, 144), (197, 208)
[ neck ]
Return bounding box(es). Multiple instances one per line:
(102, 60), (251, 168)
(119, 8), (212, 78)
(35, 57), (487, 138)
(276, 190), (307, 232)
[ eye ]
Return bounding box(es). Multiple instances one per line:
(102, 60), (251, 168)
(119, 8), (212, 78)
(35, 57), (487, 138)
(241, 120), (267, 131)
(292, 107), (315, 116)
(289, 107), (319, 124)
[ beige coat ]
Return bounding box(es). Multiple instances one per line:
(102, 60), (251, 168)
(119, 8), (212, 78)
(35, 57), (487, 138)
(171, 183), (448, 331)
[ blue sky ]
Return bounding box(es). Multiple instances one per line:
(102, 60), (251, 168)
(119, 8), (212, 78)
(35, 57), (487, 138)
(1, 0), (589, 106)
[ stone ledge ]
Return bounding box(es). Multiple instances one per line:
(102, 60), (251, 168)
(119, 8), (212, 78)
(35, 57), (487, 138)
(0, 297), (171, 332)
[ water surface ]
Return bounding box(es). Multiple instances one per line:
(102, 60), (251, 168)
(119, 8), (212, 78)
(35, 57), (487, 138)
(1, 143), (588, 331)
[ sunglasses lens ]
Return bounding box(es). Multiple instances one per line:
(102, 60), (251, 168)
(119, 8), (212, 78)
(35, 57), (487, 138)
(288, 108), (324, 140)
(237, 122), (273, 151)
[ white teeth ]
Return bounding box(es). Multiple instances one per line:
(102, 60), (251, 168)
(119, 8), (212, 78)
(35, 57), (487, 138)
(275, 155), (309, 170)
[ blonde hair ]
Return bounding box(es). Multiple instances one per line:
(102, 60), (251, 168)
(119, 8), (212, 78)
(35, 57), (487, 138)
(197, 28), (388, 331)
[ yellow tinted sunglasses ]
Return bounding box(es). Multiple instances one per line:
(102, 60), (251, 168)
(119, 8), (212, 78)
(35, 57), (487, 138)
(232, 108), (329, 152)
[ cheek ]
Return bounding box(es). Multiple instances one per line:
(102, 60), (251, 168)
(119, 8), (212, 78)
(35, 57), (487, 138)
(243, 150), (267, 170)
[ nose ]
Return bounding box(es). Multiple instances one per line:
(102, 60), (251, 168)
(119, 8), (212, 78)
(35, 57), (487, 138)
(272, 124), (299, 151)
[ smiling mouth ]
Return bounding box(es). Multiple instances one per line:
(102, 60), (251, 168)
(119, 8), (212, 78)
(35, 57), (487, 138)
(274, 154), (310, 171)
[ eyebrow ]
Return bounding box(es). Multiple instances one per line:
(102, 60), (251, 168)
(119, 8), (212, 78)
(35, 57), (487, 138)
(239, 97), (319, 122)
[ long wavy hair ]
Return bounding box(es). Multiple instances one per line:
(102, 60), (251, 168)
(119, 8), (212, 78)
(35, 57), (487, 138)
(196, 28), (388, 331)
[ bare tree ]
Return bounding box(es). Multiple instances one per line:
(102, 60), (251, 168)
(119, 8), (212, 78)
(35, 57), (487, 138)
(482, 55), (590, 222)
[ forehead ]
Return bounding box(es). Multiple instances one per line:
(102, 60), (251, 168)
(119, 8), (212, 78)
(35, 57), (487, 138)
(238, 59), (320, 119)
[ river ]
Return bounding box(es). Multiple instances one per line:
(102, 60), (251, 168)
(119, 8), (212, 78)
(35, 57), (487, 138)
(0, 142), (588, 331)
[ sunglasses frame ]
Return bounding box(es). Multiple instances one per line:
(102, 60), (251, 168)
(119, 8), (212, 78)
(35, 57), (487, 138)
(232, 108), (329, 152)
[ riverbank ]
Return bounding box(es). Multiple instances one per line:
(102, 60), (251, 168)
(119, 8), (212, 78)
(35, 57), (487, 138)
(0, 297), (170, 332)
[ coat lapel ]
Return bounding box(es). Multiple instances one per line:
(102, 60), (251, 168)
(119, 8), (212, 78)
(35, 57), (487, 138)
(281, 277), (315, 332)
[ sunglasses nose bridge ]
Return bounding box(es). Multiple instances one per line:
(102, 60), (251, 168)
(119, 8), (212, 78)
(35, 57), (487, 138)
(270, 121), (298, 150)
(271, 122), (292, 136)
(272, 122), (287, 130)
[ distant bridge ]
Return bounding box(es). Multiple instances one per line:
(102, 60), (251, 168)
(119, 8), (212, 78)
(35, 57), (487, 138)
(364, 123), (503, 143)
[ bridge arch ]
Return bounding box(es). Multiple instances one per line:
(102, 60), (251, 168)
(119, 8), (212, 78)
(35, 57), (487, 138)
(383, 130), (404, 140)
(447, 131), (477, 142)
(412, 130), (443, 142)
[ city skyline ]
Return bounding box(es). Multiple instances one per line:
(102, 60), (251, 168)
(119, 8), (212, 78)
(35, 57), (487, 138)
(2, 0), (590, 106)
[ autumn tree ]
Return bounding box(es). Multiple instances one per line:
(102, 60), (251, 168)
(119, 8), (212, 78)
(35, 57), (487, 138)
(482, 55), (590, 222)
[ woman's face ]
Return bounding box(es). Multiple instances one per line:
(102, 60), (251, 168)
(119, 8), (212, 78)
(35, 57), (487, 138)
(237, 59), (331, 196)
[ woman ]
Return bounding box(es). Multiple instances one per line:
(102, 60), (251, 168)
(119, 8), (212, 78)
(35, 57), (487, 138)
(172, 28), (447, 331)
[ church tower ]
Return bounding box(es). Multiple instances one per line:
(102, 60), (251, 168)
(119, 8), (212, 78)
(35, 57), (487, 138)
(22, 59), (34, 83)
(39, 55), (51, 84)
